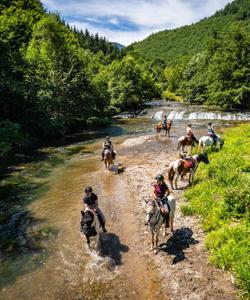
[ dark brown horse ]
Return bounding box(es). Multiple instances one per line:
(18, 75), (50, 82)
(177, 135), (199, 152)
(155, 120), (172, 137)
(168, 153), (209, 189)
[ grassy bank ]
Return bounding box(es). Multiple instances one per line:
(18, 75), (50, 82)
(181, 123), (250, 298)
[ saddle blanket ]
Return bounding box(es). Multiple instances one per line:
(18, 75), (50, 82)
(183, 159), (194, 168)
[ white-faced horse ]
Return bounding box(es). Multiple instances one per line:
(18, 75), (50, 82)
(145, 195), (176, 253)
(104, 149), (113, 169)
(80, 210), (101, 251)
(168, 153), (209, 190)
(198, 135), (224, 152)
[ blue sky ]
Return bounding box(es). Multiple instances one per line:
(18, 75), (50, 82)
(42, 0), (233, 46)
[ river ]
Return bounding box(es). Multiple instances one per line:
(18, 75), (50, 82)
(1, 101), (248, 300)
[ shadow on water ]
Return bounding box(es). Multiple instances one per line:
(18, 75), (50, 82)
(159, 228), (199, 264)
(100, 233), (129, 266)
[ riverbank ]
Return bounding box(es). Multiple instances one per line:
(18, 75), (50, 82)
(182, 124), (250, 298)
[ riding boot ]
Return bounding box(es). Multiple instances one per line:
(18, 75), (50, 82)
(101, 150), (104, 161)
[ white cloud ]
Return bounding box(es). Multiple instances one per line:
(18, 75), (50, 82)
(109, 17), (118, 25)
(42, 0), (233, 45)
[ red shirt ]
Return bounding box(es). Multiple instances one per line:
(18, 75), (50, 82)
(154, 182), (169, 198)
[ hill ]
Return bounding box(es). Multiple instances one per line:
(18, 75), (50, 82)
(129, 0), (250, 65)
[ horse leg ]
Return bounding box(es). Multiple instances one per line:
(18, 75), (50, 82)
(190, 170), (194, 186)
(154, 231), (159, 254)
(175, 174), (180, 189)
(151, 231), (154, 250)
(163, 221), (167, 236)
(170, 218), (174, 234)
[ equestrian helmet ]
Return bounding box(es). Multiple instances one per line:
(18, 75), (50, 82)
(155, 174), (164, 181)
(187, 123), (192, 127)
(85, 186), (93, 193)
(105, 136), (110, 140)
(208, 122), (212, 126)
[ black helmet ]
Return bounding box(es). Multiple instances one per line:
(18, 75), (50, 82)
(187, 123), (192, 127)
(208, 122), (212, 126)
(85, 186), (92, 193)
(155, 174), (164, 181)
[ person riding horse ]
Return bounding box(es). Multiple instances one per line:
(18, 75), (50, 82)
(162, 115), (167, 129)
(207, 122), (218, 145)
(153, 174), (171, 218)
(83, 186), (107, 233)
(101, 136), (116, 161)
(186, 124), (198, 144)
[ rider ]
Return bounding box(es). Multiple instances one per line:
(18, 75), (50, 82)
(101, 136), (116, 161)
(153, 174), (171, 214)
(207, 122), (218, 145)
(162, 115), (167, 128)
(186, 123), (198, 144)
(83, 186), (107, 233)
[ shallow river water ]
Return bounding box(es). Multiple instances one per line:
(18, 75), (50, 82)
(1, 101), (249, 300)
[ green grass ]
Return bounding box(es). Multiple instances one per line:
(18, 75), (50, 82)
(181, 123), (250, 298)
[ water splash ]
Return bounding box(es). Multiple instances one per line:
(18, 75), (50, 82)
(153, 110), (250, 121)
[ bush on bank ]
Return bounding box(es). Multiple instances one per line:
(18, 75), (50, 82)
(181, 123), (250, 298)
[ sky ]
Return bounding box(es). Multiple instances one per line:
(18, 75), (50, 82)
(42, 0), (233, 46)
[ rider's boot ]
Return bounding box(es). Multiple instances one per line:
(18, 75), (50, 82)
(101, 151), (104, 161)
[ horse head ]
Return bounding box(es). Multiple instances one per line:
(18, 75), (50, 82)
(197, 153), (209, 164)
(145, 200), (157, 224)
(80, 210), (94, 230)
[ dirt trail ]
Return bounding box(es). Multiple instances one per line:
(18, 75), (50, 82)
(115, 134), (237, 300)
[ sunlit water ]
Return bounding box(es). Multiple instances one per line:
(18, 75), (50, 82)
(1, 101), (249, 299)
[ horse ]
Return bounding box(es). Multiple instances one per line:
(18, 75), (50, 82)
(145, 195), (176, 253)
(80, 210), (101, 251)
(104, 149), (113, 169)
(198, 135), (224, 152)
(155, 120), (172, 137)
(177, 135), (199, 152)
(168, 153), (209, 190)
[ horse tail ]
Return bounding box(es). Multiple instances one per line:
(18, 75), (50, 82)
(177, 139), (181, 151)
(198, 139), (203, 152)
(168, 164), (175, 184)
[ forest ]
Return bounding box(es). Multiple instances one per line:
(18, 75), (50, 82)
(0, 0), (159, 156)
(0, 0), (250, 156)
(130, 0), (250, 108)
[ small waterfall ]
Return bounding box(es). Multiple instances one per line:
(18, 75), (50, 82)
(153, 110), (164, 120)
(153, 109), (250, 121)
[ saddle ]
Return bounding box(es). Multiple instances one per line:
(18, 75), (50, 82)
(183, 158), (195, 169)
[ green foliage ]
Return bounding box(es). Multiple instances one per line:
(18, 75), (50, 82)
(181, 124), (250, 296)
(107, 56), (159, 111)
(0, 1), (160, 154)
(161, 90), (182, 102)
(0, 120), (21, 156)
(131, 0), (250, 108)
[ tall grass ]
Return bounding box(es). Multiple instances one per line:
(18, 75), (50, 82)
(181, 124), (250, 298)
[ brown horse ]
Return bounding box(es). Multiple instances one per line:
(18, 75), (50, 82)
(104, 149), (113, 169)
(155, 120), (172, 137)
(177, 135), (198, 152)
(168, 153), (209, 189)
